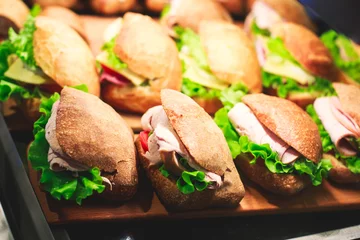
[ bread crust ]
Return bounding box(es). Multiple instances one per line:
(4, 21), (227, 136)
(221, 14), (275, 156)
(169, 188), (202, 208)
(136, 138), (245, 211)
(221, 0), (244, 15)
(114, 13), (182, 92)
(101, 84), (162, 114)
(19, 98), (42, 122)
(40, 6), (88, 43)
(333, 82), (360, 128)
(192, 97), (223, 115)
(242, 93), (322, 162)
(161, 89), (228, 175)
(31, 0), (78, 8)
(336, 69), (360, 88)
(145, 0), (168, 12)
(56, 87), (138, 199)
(33, 16), (100, 96)
(235, 154), (310, 195)
(90, 0), (136, 15)
(324, 154), (360, 184)
(260, 0), (316, 32)
(199, 20), (262, 93)
(271, 23), (336, 80)
(163, 0), (232, 33)
(0, 0), (29, 36)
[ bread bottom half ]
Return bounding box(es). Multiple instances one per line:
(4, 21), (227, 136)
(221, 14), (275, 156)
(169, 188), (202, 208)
(135, 137), (245, 211)
(324, 154), (360, 184)
(264, 87), (318, 109)
(235, 155), (310, 195)
(192, 96), (223, 115)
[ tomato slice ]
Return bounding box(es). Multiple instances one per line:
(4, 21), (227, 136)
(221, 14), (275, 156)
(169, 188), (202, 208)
(139, 131), (150, 152)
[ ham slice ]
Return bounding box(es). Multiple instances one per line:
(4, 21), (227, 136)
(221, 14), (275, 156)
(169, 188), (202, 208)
(228, 103), (300, 164)
(314, 97), (359, 156)
(100, 64), (131, 86)
(255, 37), (267, 67)
(141, 106), (223, 187)
(252, 1), (283, 30)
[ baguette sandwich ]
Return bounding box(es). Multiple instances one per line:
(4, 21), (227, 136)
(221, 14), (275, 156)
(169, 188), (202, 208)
(0, 7), (99, 121)
(28, 87), (138, 204)
(136, 89), (245, 211)
(253, 22), (336, 108)
(244, 0), (316, 37)
(0, 0), (29, 39)
(90, 0), (136, 15)
(321, 30), (360, 87)
(307, 83), (360, 183)
(215, 93), (332, 195)
(97, 13), (182, 114)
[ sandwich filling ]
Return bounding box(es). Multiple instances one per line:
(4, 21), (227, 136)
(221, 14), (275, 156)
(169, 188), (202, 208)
(0, 5), (59, 103)
(140, 105), (223, 194)
(247, 1), (282, 32)
(28, 91), (106, 205)
(97, 18), (150, 89)
(307, 99), (360, 174)
(214, 105), (332, 186)
(321, 30), (360, 84)
(250, 21), (334, 99)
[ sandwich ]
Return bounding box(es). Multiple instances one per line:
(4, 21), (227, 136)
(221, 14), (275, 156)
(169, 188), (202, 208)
(167, 20), (262, 114)
(0, 0), (29, 39)
(145, 0), (168, 12)
(97, 13), (182, 114)
(161, 0), (232, 34)
(244, 0), (316, 37)
(90, 0), (136, 15)
(307, 83), (360, 183)
(220, 0), (244, 15)
(0, 7), (99, 121)
(321, 30), (360, 87)
(31, 0), (78, 9)
(253, 22), (336, 108)
(214, 93), (332, 195)
(136, 89), (245, 211)
(39, 6), (88, 42)
(28, 87), (138, 204)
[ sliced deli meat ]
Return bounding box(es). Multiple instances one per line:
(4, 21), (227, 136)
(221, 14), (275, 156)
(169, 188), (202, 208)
(314, 97), (360, 156)
(228, 103), (300, 164)
(141, 106), (223, 187)
(252, 1), (282, 30)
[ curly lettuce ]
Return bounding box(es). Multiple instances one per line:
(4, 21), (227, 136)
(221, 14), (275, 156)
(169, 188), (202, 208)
(219, 83), (249, 110)
(307, 104), (360, 174)
(251, 22), (270, 37)
(160, 4), (171, 19)
(28, 89), (105, 205)
(214, 107), (332, 185)
(101, 36), (127, 70)
(262, 71), (335, 98)
(321, 30), (360, 83)
(181, 78), (221, 99)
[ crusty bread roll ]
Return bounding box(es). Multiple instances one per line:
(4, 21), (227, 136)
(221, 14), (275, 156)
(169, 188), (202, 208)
(90, 0), (136, 15)
(199, 20), (262, 93)
(40, 6), (88, 43)
(220, 0), (244, 15)
(271, 23), (336, 81)
(242, 93), (323, 163)
(235, 154), (310, 195)
(336, 68), (360, 88)
(56, 87), (138, 200)
(162, 0), (232, 33)
(145, 0), (168, 12)
(0, 0), (29, 37)
(136, 89), (245, 210)
(33, 16), (100, 96)
(192, 97), (223, 115)
(102, 13), (182, 113)
(324, 154), (360, 184)
(31, 0), (78, 8)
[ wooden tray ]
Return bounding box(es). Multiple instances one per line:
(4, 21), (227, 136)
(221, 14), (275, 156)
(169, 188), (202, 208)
(28, 160), (360, 224)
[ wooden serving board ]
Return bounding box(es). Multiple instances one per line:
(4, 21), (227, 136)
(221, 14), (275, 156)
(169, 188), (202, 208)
(28, 160), (360, 224)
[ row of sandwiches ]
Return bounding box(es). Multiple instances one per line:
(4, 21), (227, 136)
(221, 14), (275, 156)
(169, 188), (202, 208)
(0, 0), (359, 210)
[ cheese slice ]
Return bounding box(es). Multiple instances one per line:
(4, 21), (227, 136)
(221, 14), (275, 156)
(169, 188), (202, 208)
(5, 58), (54, 85)
(263, 55), (315, 85)
(180, 53), (228, 90)
(97, 51), (146, 86)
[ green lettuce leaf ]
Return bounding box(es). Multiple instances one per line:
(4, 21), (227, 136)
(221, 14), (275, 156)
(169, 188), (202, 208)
(160, 4), (171, 19)
(176, 171), (209, 194)
(214, 107), (332, 185)
(8, 5), (41, 71)
(101, 37), (127, 70)
(175, 27), (209, 70)
(181, 78), (221, 99)
(159, 164), (170, 178)
(28, 91), (105, 205)
(321, 30), (360, 83)
(0, 40), (13, 76)
(219, 83), (249, 110)
(251, 21), (270, 37)
(0, 79), (43, 102)
(267, 37), (299, 65)
(307, 104), (360, 174)
(262, 71), (335, 98)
